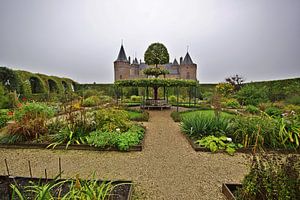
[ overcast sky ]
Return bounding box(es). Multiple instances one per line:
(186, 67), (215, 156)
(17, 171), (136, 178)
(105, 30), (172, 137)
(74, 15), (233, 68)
(0, 0), (299, 83)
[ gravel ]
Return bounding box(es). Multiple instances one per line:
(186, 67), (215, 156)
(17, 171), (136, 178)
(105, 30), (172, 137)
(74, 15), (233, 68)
(0, 108), (250, 200)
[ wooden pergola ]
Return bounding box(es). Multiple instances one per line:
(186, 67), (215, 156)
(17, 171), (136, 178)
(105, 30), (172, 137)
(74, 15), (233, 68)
(114, 78), (199, 111)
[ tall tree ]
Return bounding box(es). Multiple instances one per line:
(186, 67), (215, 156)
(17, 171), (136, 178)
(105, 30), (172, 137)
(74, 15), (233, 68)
(144, 43), (169, 68)
(144, 43), (169, 100)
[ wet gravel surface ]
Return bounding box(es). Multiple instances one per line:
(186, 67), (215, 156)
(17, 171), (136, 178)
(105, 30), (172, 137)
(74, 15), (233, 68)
(0, 108), (250, 200)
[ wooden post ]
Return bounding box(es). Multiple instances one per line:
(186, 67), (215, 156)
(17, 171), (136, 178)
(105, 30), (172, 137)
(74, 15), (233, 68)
(176, 86), (179, 112)
(28, 160), (32, 178)
(4, 159), (10, 176)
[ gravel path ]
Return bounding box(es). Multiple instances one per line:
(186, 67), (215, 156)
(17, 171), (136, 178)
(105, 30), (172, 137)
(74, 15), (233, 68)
(0, 108), (250, 200)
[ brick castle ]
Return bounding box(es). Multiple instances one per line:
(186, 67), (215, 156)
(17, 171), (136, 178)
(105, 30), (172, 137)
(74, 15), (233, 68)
(114, 44), (197, 81)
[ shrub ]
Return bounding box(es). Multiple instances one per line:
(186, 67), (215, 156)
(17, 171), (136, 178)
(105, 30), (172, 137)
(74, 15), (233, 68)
(283, 104), (300, 114)
(222, 98), (240, 109)
(265, 107), (283, 117)
(5, 102), (55, 141)
(180, 113), (230, 139)
(286, 95), (300, 105)
(216, 82), (234, 97)
(94, 108), (131, 132)
(168, 95), (177, 104)
(0, 84), (10, 109)
(0, 110), (9, 129)
(236, 85), (268, 106)
(236, 155), (300, 200)
(127, 109), (149, 121)
(85, 125), (145, 150)
(196, 135), (243, 155)
(82, 96), (101, 107)
(245, 105), (260, 114)
(130, 95), (142, 102)
(230, 116), (280, 149)
(82, 89), (103, 98)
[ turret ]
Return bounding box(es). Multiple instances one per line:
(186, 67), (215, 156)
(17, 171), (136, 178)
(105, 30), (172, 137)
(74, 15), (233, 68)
(179, 52), (197, 80)
(114, 44), (131, 81)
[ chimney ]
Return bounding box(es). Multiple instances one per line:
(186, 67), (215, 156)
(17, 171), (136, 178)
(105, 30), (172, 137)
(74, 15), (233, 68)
(180, 57), (183, 65)
(128, 56), (131, 64)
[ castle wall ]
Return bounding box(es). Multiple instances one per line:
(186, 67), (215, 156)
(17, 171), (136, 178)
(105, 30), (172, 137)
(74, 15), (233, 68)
(114, 61), (130, 80)
(179, 64), (197, 80)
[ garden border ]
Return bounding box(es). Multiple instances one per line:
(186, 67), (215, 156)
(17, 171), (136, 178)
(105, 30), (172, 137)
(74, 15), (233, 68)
(0, 133), (146, 152)
(0, 175), (133, 200)
(183, 132), (300, 154)
(222, 183), (241, 200)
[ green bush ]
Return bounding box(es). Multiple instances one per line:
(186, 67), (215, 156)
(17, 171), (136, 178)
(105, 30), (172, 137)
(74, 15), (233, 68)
(130, 95), (142, 102)
(0, 110), (9, 129)
(168, 95), (177, 104)
(286, 95), (300, 105)
(265, 107), (283, 117)
(236, 85), (268, 106)
(236, 155), (300, 200)
(180, 113), (230, 139)
(245, 105), (260, 114)
(0, 84), (10, 109)
(14, 102), (55, 122)
(127, 109), (149, 121)
(86, 125), (145, 150)
(283, 104), (300, 114)
(94, 108), (131, 132)
(82, 96), (101, 107)
(222, 98), (240, 108)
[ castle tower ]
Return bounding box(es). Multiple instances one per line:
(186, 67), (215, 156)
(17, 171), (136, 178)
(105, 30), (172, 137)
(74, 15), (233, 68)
(114, 45), (130, 81)
(131, 57), (140, 78)
(179, 52), (197, 80)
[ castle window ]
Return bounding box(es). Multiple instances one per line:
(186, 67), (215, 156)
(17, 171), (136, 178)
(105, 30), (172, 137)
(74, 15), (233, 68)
(120, 75), (123, 79)
(186, 72), (190, 79)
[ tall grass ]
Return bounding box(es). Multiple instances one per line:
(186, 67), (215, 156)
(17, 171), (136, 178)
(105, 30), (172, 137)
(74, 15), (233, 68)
(180, 113), (230, 138)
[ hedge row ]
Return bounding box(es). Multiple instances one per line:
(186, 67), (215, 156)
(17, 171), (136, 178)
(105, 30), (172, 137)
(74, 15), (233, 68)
(0, 67), (76, 99)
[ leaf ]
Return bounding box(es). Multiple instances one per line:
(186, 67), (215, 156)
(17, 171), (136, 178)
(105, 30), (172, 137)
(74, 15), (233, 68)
(226, 146), (236, 156)
(209, 142), (218, 152)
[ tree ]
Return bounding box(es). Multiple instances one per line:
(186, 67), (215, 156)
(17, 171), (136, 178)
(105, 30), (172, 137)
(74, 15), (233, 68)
(144, 43), (169, 68)
(225, 74), (245, 91)
(215, 82), (234, 97)
(236, 84), (268, 106)
(144, 43), (169, 100)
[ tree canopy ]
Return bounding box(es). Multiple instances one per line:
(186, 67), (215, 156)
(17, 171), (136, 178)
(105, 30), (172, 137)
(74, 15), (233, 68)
(144, 43), (169, 67)
(143, 67), (169, 78)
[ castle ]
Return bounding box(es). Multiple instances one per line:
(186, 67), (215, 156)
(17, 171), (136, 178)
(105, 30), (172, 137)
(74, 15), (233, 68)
(114, 45), (197, 81)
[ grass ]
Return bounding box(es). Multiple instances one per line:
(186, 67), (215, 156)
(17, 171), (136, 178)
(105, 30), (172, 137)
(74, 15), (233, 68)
(126, 109), (149, 121)
(171, 109), (233, 122)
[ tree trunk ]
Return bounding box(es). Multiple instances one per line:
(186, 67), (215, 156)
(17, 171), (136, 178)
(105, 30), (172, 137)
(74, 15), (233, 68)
(154, 86), (158, 100)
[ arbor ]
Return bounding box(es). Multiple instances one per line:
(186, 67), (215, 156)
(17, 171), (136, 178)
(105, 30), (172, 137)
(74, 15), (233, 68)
(144, 43), (170, 100)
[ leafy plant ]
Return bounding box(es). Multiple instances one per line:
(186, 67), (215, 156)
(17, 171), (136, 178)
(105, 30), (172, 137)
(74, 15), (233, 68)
(216, 82), (234, 97)
(222, 98), (240, 109)
(245, 105), (260, 114)
(265, 106), (283, 117)
(180, 113), (230, 138)
(236, 85), (268, 106)
(0, 109), (9, 128)
(82, 96), (101, 107)
(236, 154), (300, 200)
(196, 135), (243, 155)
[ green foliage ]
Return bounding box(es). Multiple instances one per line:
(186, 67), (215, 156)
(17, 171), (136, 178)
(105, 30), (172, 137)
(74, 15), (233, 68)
(14, 102), (55, 122)
(10, 176), (116, 199)
(0, 110), (9, 129)
(94, 108), (131, 132)
(144, 42), (169, 66)
(265, 106), (283, 117)
(86, 125), (145, 150)
(115, 78), (198, 88)
(0, 66), (19, 92)
(245, 105), (260, 114)
(286, 95), (300, 105)
(0, 84), (10, 109)
(126, 109), (149, 121)
(216, 82), (234, 97)
(222, 98), (240, 109)
(180, 113), (231, 138)
(196, 135), (243, 155)
(130, 95), (142, 102)
(236, 85), (268, 106)
(143, 67), (170, 78)
(284, 104), (300, 114)
(168, 95), (177, 104)
(82, 96), (101, 107)
(236, 155), (300, 200)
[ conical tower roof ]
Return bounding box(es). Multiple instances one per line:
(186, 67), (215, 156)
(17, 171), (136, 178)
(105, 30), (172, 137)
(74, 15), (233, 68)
(182, 52), (194, 65)
(173, 58), (179, 65)
(116, 45), (128, 62)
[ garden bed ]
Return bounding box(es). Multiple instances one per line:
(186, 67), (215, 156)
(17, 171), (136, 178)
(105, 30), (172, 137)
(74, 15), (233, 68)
(0, 133), (145, 152)
(184, 133), (300, 154)
(0, 175), (133, 200)
(222, 183), (242, 200)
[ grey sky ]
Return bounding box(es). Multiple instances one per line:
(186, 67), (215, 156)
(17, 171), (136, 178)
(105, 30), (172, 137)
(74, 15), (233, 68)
(0, 0), (299, 83)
